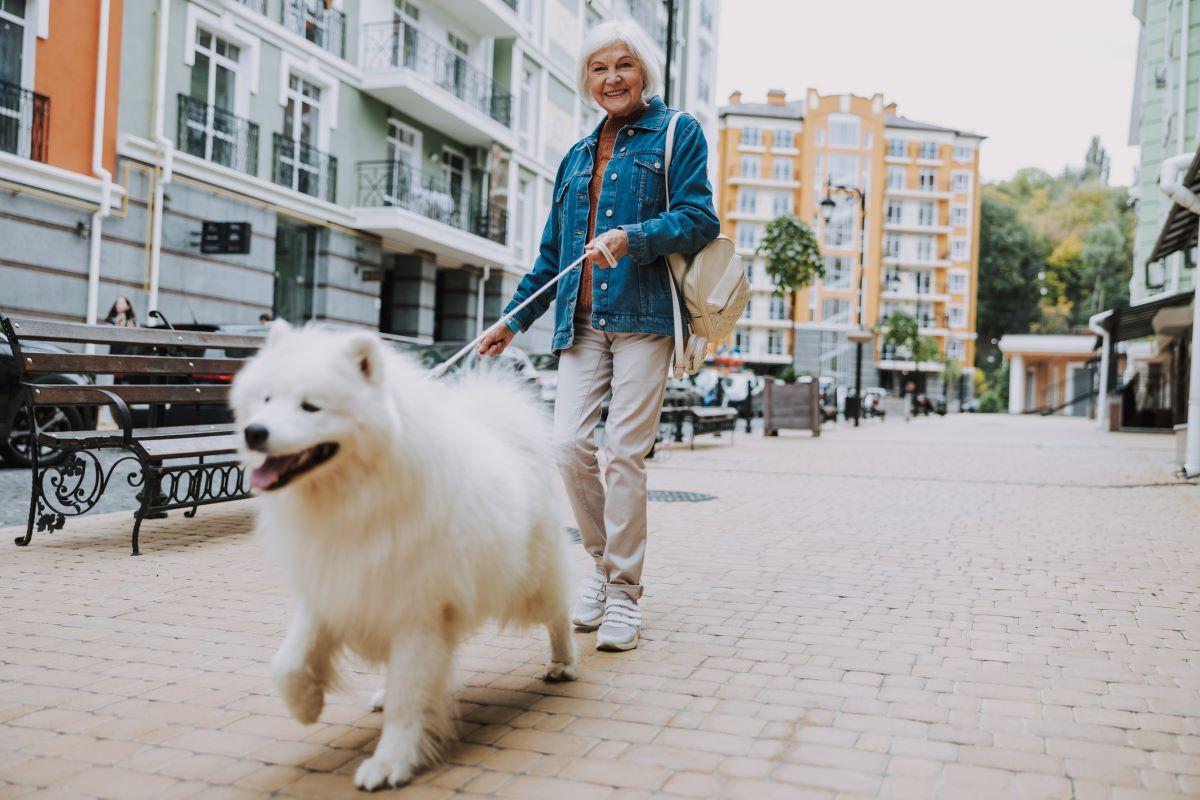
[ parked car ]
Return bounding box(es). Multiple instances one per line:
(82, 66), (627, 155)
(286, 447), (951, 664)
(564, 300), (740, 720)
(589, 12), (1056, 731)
(959, 398), (980, 413)
(1, 334), (97, 467)
(395, 340), (541, 394)
(529, 353), (559, 403)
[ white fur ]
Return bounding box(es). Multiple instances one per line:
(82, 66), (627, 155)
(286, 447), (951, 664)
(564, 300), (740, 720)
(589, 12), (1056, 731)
(230, 324), (578, 791)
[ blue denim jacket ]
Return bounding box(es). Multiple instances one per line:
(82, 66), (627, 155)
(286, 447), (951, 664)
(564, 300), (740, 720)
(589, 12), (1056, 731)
(503, 96), (720, 352)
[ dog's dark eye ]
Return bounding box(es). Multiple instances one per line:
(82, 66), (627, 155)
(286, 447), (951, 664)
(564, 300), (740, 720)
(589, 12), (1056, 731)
(301, 401), (320, 413)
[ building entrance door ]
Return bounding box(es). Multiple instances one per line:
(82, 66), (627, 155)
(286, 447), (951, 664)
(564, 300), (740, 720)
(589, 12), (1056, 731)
(1070, 365), (1096, 417)
(273, 218), (317, 323)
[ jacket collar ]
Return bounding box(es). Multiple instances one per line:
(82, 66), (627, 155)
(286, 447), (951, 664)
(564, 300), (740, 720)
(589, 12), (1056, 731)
(583, 96), (670, 147)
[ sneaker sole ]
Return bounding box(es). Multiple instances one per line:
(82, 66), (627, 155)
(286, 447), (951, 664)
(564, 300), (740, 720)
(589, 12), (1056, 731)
(572, 614), (602, 632)
(595, 635), (639, 652)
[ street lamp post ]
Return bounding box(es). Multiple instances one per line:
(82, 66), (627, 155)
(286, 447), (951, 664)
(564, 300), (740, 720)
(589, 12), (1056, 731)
(820, 178), (869, 427)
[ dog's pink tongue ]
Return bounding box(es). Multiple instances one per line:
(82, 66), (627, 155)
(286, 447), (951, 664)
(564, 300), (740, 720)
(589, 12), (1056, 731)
(250, 459), (285, 491)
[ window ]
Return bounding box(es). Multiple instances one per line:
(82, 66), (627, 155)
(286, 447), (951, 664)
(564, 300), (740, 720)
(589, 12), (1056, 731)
(775, 128), (793, 149)
(829, 154), (858, 187)
(828, 116), (860, 148)
(887, 138), (906, 158)
(736, 224), (760, 251)
(946, 339), (964, 361)
(815, 127), (825, 146)
(738, 188), (758, 214)
(740, 155), (760, 178)
(514, 173), (534, 264)
(772, 191), (792, 216)
(918, 168), (937, 192)
(916, 235), (935, 261)
(918, 201), (935, 226)
(822, 298), (850, 322)
(948, 270), (968, 294)
(773, 159), (792, 181)
(519, 62), (538, 151)
(700, 0), (715, 30)
(769, 296), (788, 320)
(280, 74), (324, 196)
(948, 304), (967, 328)
(887, 166), (906, 190)
(951, 237), (969, 260)
(734, 327), (750, 351)
(767, 330), (784, 354)
(742, 127), (761, 146)
(744, 297), (753, 319)
(953, 144), (973, 161)
(885, 201), (902, 224)
(884, 235), (901, 258)
(952, 171), (973, 192)
(823, 255), (852, 289)
(823, 199), (853, 247)
(914, 271), (932, 294)
(185, 29), (242, 169)
(919, 141), (938, 160)
(951, 204), (969, 226)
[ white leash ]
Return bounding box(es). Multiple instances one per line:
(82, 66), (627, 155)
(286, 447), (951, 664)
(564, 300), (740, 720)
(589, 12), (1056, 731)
(430, 243), (617, 378)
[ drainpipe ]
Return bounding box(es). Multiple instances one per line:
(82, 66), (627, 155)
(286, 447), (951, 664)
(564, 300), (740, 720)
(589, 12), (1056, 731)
(148, 0), (174, 315)
(1088, 309), (1113, 430)
(476, 265), (491, 335)
(1157, 152), (1200, 474)
(86, 0), (113, 346)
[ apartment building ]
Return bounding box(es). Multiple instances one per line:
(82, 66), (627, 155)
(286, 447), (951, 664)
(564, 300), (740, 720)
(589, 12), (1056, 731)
(0, 0), (718, 352)
(717, 89), (983, 394)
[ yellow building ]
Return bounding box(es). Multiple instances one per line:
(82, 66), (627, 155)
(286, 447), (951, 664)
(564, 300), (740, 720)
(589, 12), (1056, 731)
(716, 89), (984, 397)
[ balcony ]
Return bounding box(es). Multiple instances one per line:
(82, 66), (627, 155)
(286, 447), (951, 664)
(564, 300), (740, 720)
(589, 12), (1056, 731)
(234, 0), (265, 13)
(431, 0), (522, 37)
(272, 134), (337, 203)
(282, 0), (346, 59)
(0, 79), (49, 163)
(177, 95), (259, 176)
(884, 219), (952, 235)
(354, 160), (510, 265)
(618, 0), (669, 51)
(360, 21), (515, 148)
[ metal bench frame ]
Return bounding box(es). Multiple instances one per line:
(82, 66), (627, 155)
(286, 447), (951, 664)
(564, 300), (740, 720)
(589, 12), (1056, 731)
(685, 407), (738, 448)
(3, 316), (262, 555)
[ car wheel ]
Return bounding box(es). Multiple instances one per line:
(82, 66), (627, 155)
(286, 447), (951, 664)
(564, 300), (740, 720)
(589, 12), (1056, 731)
(0, 404), (84, 468)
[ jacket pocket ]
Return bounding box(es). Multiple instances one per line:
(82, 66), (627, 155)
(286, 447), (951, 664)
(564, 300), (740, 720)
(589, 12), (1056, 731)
(633, 154), (665, 220)
(637, 259), (672, 316)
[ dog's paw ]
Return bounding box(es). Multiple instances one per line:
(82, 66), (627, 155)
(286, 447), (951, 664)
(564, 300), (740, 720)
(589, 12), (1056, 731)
(354, 754), (415, 791)
(369, 688), (386, 712)
(277, 672), (325, 725)
(543, 660), (578, 682)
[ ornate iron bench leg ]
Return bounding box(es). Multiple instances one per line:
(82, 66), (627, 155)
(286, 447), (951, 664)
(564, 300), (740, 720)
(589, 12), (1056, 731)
(184, 457), (203, 518)
(131, 461), (158, 556)
(18, 431), (38, 547)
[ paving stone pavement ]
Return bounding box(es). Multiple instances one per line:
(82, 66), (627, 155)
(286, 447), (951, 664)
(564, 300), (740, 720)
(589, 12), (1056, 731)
(1, 414), (1198, 799)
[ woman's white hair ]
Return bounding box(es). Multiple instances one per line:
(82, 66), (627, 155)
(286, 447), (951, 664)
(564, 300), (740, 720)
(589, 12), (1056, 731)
(576, 19), (663, 109)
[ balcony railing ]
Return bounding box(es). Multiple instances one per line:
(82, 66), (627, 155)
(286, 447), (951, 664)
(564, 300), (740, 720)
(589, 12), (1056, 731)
(282, 0), (346, 59)
(361, 22), (513, 127)
(234, 0), (266, 13)
(357, 160), (507, 245)
(273, 134), (337, 202)
(0, 79), (49, 163)
(618, 0), (668, 50)
(500, 0), (516, 8)
(178, 94), (259, 176)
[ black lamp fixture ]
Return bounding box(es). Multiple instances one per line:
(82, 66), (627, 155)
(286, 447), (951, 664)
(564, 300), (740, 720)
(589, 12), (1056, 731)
(819, 194), (837, 223)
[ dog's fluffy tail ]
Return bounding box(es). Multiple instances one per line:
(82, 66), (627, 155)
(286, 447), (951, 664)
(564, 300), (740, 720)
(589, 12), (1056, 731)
(450, 363), (554, 465)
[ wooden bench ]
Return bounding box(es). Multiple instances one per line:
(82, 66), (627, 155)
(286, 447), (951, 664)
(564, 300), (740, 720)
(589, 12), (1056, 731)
(1, 315), (264, 555)
(685, 407), (737, 448)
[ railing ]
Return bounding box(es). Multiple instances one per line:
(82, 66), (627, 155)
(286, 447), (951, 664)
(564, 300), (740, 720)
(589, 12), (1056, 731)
(357, 160), (507, 245)
(177, 95), (259, 176)
(234, 0), (266, 13)
(282, 0), (346, 59)
(499, 0), (517, 8)
(0, 79), (49, 163)
(361, 22), (513, 127)
(272, 134), (337, 202)
(619, 0), (668, 50)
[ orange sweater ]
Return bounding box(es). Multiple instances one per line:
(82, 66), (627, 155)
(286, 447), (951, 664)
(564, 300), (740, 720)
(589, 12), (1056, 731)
(578, 110), (640, 318)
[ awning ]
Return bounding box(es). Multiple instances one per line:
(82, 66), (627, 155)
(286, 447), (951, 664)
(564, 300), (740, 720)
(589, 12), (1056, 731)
(1148, 144), (1200, 262)
(1097, 290), (1195, 342)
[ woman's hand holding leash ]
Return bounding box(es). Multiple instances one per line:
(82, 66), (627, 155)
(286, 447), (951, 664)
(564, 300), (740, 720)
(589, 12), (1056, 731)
(585, 228), (628, 269)
(476, 324), (515, 358)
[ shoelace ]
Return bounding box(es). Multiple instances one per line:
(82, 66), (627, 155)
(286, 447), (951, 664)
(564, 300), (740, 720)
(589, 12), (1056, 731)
(581, 570), (606, 603)
(603, 597), (641, 628)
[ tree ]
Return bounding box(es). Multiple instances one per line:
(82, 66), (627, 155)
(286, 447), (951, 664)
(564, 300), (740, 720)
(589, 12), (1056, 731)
(756, 215), (824, 327)
(976, 193), (1047, 368)
(883, 311), (940, 375)
(1083, 136), (1111, 185)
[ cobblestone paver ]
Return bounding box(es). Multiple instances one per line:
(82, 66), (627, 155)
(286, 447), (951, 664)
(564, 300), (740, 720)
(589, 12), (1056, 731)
(1, 414), (1198, 799)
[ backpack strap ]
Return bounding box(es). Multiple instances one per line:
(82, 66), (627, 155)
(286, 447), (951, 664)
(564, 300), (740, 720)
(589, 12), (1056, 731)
(663, 110), (685, 376)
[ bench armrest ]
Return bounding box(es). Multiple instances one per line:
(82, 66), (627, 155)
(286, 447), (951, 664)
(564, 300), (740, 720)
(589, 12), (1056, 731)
(26, 384), (135, 447)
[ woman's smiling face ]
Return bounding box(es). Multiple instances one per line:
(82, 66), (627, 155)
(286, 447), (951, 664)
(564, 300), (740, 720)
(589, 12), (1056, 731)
(587, 43), (645, 118)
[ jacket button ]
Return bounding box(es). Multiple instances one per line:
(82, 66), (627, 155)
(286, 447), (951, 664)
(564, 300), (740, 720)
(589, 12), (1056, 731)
(655, 162), (661, 169)
(605, 209), (613, 218)
(599, 318), (607, 326)
(601, 282), (608, 290)
(628, 129), (635, 136)
(610, 173), (617, 180)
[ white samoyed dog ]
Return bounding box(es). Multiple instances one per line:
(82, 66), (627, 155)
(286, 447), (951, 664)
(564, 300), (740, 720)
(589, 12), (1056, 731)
(230, 322), (578, 791)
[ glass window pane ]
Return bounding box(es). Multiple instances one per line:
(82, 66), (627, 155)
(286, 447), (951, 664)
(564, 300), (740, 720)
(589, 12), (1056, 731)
(189, 54), (210, 101)
(0, 19), (23, 84)
(214, 63), (234, 111)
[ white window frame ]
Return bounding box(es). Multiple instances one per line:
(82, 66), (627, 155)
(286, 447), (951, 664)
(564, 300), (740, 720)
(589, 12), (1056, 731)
(884, 234), (901, 258)
(736, 223), (760, 251)
(823, 254), (852, 290)
(518, 59), (538, 153)
(951, 237), (969, 260)
(767, 330), (784, 354)
(768, 295), (787, 321)
(887, 138), (906, 158)
(386, 117), (420, 169)
(0, 0), (38, 89)
(948, 270), (969, 295)
(952, 170), (973, 193)
(828, 153), (858, 188)
(742, 127), (761, 146)
(738, 188), (758, 214)
(948, 304), (967, 328)
(951, 204), (969, 226)
(772, 191), (792, 217)
(885, 201), (902, 225)
(918, 201), (935, 227)
(916, 235), (935, 261)
(277, 53), (338, 151)
(918, 140), (938, 160)
(918, 168), (936, 192)
(953, 144), (973, 162)
(740, 155), (760, 178)
(185, 5), (261, 117)
(827, 114), (860, 148)
(773, 159), (792, 181)
(774, 128), (793, 149)
(887, 165), (905, 190)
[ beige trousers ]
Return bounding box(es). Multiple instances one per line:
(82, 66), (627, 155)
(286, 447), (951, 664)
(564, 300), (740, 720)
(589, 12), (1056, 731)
(553, 323), (673, 601)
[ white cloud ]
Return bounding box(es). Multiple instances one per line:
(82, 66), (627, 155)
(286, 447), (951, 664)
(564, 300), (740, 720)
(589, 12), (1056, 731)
(714, 0), (1140, 185)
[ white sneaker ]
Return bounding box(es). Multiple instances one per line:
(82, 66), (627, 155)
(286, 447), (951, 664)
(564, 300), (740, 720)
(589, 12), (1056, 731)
(596, 596), (641, 651)
(571, 566), (606, 631)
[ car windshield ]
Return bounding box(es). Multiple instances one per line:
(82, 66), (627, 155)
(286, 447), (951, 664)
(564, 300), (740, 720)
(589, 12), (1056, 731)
(530, 354), (558, 371)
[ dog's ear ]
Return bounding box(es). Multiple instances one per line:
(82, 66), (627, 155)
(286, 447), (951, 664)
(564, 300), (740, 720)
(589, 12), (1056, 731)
(344, 332), (383, 384)
(265, 319), (293, 347)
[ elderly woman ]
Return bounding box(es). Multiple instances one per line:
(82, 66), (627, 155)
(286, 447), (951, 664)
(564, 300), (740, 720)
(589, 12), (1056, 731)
(477, 19), (719, 651)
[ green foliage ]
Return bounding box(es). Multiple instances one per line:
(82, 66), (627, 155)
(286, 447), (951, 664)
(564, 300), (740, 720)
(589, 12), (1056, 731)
(776, 365), (799, 384)
(977, 393), (1003, 413)
(756, 215), (824, 297)
(883, 311), (940, 368)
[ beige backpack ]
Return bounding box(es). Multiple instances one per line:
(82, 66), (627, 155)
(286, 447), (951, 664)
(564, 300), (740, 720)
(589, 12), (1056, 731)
(663, 112), (750, 379)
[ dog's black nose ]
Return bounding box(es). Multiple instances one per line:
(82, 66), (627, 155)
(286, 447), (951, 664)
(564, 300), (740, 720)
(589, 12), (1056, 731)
(244, 423), (269, 450)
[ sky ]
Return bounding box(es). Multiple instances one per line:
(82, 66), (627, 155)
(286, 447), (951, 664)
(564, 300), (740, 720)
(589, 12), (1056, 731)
(714, 0), (1141, 185)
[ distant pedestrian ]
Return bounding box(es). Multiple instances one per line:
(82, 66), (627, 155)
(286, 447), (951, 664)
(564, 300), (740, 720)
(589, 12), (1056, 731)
(259, 313), (273, 325)
(475, 18), (720, 652)
(905, 380), (917, 422)
(104, 296), (137, 328)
